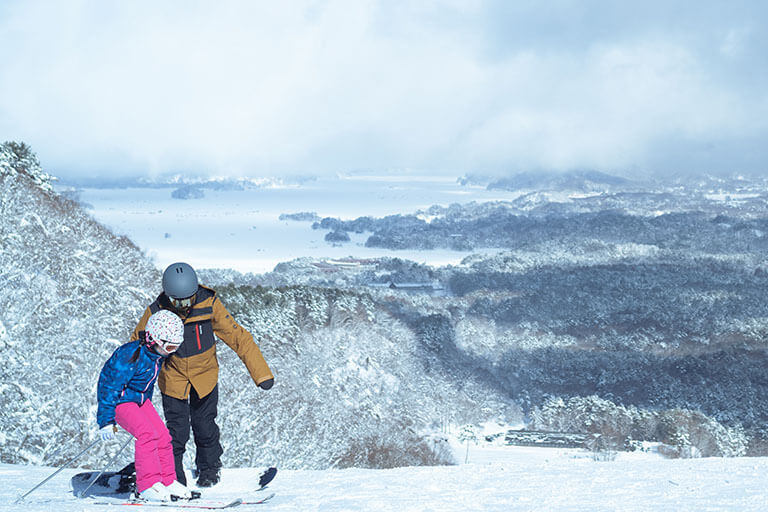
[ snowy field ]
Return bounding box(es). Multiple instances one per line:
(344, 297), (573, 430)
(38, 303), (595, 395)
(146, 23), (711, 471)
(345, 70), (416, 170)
(70, 175), (521, 273)
(3, 442), (768, 512)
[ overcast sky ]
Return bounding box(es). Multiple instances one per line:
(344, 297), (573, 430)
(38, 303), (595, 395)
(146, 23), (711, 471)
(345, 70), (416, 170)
(0, 0), (766, 180)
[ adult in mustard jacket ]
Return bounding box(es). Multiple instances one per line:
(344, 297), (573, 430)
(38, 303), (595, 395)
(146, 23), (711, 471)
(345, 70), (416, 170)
(131, 262), (274, 488)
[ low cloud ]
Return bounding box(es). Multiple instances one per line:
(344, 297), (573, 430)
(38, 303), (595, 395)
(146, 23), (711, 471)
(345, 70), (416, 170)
(0, 0), (766, 179)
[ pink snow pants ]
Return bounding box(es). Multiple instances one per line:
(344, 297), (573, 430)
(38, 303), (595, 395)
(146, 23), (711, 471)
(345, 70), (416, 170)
(115, 400), (176, 492)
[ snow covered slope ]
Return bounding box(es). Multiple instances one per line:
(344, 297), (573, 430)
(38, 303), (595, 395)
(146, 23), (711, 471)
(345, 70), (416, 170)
(3, 445), (768, 511)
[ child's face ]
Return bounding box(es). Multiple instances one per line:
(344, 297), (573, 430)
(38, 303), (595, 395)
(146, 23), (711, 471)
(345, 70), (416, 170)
(155, 343), (180, 357)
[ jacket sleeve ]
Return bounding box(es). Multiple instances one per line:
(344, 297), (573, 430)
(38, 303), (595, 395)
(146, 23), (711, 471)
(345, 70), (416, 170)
(96, 347), (134, 428)
(129, 307), (153, 342)
(211, 298), (274, 386)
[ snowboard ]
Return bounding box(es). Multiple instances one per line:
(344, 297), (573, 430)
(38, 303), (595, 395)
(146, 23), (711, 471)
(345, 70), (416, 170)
(71, 462), (137, 497)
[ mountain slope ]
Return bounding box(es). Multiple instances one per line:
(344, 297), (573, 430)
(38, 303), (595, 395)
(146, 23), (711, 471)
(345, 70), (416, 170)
(0, 144), (513, 470)
(0, 142), (160, 465)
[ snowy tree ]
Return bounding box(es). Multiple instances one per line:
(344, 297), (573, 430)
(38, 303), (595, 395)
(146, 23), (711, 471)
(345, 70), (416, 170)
(458, 424), (478, 463)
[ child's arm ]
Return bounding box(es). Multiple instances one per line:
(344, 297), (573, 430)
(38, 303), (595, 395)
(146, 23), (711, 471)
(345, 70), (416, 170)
(96, 346), (135, 428)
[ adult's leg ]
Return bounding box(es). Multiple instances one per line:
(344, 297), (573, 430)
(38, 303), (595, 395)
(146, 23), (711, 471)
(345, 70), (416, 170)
(115, 402), (164, 493)
(189, 385), (223, 474)
(161, 392), (191, 485)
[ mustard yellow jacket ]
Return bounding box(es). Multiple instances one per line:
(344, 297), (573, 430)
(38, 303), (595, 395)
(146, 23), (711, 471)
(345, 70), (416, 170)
(130, 285), (273, 400)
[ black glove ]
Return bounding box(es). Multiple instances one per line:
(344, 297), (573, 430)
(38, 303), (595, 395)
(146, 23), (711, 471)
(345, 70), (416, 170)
(258, 378), (274, 390)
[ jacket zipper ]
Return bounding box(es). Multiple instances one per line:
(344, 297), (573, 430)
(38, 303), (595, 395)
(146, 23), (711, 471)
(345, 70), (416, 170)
(196, 324), (202, 351)
(140, 359), (160, 404)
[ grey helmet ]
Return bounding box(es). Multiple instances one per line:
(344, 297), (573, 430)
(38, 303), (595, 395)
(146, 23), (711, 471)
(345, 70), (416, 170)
(162, 262), (198, 299)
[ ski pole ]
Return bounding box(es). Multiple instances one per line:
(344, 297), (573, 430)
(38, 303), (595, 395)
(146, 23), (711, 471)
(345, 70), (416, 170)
(15, 438), (100, 503)
(78, 434), (133, 498)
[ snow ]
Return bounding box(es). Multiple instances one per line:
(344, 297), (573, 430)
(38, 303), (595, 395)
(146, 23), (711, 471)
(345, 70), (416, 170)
(3, 444), (768, 511)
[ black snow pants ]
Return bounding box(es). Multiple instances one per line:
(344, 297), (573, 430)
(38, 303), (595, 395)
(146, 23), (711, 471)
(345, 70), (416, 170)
(162, 384), (224, 485)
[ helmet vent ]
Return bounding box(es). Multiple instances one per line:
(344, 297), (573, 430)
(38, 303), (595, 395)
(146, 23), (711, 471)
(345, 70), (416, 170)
(162, 262), (198, 299)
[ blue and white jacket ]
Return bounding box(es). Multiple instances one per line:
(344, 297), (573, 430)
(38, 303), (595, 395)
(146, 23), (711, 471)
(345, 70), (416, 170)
(97, 339), (165, 428)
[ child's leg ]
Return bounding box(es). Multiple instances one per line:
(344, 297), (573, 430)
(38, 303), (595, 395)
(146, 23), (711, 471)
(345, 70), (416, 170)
(116, 402), (167, 493)
(138, 400), (177, 486)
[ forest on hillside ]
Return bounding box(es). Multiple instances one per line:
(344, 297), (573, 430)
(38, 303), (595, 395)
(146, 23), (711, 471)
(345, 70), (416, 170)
(2, 142), (768, 473)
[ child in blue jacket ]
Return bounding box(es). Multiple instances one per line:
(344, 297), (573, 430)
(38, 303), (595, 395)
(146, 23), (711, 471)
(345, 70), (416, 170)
(97, 309), (191, 502)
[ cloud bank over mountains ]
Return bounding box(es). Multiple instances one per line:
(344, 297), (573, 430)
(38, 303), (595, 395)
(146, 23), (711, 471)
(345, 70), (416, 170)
(0, 0), (766, 179)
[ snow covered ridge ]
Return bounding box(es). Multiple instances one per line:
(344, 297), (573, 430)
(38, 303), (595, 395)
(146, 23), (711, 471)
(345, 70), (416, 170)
(304, 171), (768, 254)
(0, 142), (54, 192)
(314, 198), (768, 253)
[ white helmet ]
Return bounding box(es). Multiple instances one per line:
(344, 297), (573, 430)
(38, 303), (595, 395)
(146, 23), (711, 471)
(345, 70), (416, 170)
(145, 310), (184, 353)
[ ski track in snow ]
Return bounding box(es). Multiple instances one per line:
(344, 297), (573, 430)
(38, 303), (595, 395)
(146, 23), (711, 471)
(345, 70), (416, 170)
(3, 445), (768, 511)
